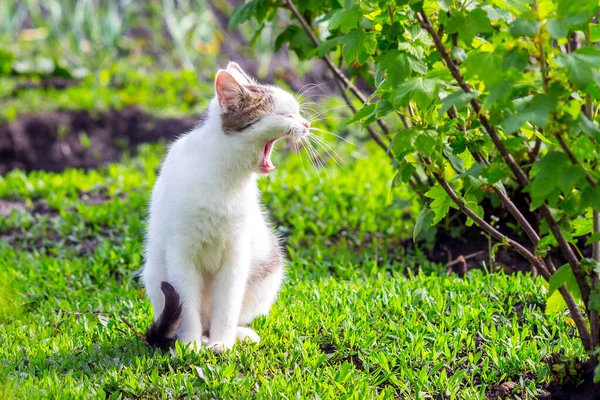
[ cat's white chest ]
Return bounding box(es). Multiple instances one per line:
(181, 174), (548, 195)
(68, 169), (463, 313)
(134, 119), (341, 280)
(178, 198), (248, 274)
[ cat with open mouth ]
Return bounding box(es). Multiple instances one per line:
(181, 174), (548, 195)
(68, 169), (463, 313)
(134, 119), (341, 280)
(141, 62), (310, 353)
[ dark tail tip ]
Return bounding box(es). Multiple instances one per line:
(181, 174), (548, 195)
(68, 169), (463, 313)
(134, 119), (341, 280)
(145, 281), (183, 350)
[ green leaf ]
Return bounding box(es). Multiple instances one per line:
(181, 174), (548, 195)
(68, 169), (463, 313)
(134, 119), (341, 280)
(547, 19), (568, 39)
(464, 51), (502, 86)
(413, 208), (434, 242)
(592, 24), (600, 42)
(502, 93), (558, 133)
(556, 47), (600, 90)
(340, 29), (377, 64)
(391, 129), (415, 160)
(464, 194), (484, 227)
(229, 0), (259, 30)
(275, 26), (313, 58)
(485, 162), (508, 184)
(447, 8), (493, 44)
(589, 292), (600, 312)
(415, 133), (437, 157)
(526, 151), (585, 209)
(585, 232), (600, 247)
(502, 48), (529, 71)
(437, 90), (477, 118)
(347, 104), (376, 124)
(509, 18), (540, 38)
(443, 147), (465, 174)
(578, 113), (600, 142)
(315, 37), (343, 58)
(400, 162), (416, 184)
(545, 290), (567, 315)
(581, 185), (600, 211)
(329, 6), (363, 34)
(546, 264), (581, 316)
(425, 185), (456, 225)
(376, 51), (411, 86)
(548, 264), (581, 299)
(395, 77), (440, 109)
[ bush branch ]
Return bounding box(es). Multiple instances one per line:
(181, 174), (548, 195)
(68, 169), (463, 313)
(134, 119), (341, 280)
(428, 164), (590, 349)
(416, 10), (590, 307)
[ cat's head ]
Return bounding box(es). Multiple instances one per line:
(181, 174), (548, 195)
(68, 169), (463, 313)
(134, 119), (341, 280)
(214, 62), (310, 174)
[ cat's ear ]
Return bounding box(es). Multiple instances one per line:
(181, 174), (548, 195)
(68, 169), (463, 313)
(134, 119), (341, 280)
(215, 70), (246, 112)
(226, 62), (254, 85)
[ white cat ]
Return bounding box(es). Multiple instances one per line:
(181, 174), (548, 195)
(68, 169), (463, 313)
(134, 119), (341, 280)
(142, 62), (310, 353)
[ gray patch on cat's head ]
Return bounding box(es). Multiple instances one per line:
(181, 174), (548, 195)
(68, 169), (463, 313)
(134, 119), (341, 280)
(221, 85), (275, 134)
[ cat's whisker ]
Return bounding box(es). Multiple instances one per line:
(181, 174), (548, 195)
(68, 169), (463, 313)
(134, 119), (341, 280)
(294, 138), (308, 177)
(309, 135), (345, 168)
(303, 136), (324, 170)
(300, 106), (321, 116)
(296, 81), (330, 98)
(307, 105), (352, 121)
(310, 127), (358, 147)
(301, 137), (323, 183)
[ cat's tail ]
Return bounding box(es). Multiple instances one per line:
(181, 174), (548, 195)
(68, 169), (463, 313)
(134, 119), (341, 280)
(145, 281), (183, 349)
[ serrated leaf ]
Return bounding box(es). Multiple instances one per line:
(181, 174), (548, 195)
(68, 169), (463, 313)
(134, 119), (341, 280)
(526, 151), (585, 209)
(415, 133), (436, 157)
(395, 77), (440, 109)
(340, 29), (377, 64)
(329, 6), (362, 34)
(425, 185), (456, 225)
(447, 8), (493, 44)
(556, 47), (600, 90)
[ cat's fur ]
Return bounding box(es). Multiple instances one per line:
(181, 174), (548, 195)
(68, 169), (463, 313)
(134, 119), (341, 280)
(142, 62), (309, 353)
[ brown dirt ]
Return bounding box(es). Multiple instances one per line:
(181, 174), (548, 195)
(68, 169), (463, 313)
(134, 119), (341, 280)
(0, 107), (198, 173)
(540, 354), (600, 399)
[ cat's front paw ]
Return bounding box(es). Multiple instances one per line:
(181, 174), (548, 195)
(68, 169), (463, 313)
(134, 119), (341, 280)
(207, 341), (234, 355)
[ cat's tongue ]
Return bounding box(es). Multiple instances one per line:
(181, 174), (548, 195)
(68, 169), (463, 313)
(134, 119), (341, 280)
(262, 140), (276, 174)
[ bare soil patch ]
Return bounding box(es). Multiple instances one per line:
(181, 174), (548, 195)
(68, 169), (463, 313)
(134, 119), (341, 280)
(0, 107), (197, 173)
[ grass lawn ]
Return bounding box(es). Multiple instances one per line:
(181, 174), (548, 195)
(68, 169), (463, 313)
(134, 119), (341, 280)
(0, 140), (583, 399)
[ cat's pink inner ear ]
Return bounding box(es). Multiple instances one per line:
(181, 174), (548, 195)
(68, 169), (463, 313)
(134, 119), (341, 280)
(215, 70), (243, 110)
(226, 62), (252, 85)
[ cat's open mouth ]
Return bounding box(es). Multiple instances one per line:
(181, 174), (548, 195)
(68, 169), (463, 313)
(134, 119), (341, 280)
(262, 139), (276, 174)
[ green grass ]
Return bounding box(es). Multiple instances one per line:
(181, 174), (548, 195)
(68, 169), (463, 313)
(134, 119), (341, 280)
(0, 139), (584, 399)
